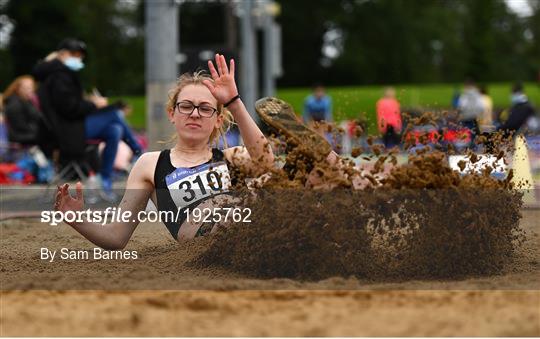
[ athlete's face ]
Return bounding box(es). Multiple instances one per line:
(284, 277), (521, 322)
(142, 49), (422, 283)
(169, 84), (223, 144)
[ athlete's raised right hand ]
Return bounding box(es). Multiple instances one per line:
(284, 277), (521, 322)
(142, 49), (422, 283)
(54, 182), (84, 214)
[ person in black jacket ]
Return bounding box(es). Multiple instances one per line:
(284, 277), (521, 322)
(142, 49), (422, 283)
(497, 83), (537, 137)
(34, 38), (142, 200)
(2, 75), (42, 145)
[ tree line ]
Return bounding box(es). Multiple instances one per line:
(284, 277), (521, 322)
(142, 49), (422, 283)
(1, 0), (538, 95)
(278, 0), (540, 86)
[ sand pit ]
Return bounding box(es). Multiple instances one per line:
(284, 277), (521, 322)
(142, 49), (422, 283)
(1, 290), (539, 336)
(1, 208), (539, 336)
(2, 129), (539, 336)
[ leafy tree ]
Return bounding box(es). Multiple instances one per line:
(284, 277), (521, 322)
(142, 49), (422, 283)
(2, 0), (143, 94)
(527, 0), (540, 82)
(2, 0), (537, 92)
(277, 0), (536, 85)
(276, 0), (342, 87)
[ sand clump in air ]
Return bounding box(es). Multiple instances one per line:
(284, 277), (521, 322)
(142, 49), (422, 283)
(196, 114), (526, 280)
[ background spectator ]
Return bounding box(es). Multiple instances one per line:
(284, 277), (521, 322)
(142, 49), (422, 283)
(497, 83), (536, 137)
(303, 84), (332, 124)
(478, 85), (494, 133)
(376, 87), (402, 148)
(33, 38), (142, 200)
(457, 79), (485, 137)
(2, 75), (43, 145)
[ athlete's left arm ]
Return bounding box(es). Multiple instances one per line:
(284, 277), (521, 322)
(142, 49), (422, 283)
(224, 98), (274, 174)
(203, 53), (274, 175)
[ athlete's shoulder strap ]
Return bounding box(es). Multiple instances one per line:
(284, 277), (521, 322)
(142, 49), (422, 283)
(154, 149), (174, 189)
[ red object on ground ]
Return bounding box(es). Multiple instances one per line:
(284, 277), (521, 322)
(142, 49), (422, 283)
(404, 127), (472, 146)
(443, 128), (472, 144)
(0, 163), (35, 184)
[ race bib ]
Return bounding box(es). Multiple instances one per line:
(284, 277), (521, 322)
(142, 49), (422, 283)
(165, 161), (231, 210)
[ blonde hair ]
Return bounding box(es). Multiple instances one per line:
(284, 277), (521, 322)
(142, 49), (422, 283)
(44, 52), (59, 62)
(3, 75), (34, 104)
(165, 71), (235, 147)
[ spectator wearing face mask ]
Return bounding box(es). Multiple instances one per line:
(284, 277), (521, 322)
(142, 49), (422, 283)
(33, 38), (142, 200)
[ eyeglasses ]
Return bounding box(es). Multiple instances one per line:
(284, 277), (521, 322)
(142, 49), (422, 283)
(175, 101), (218, 118)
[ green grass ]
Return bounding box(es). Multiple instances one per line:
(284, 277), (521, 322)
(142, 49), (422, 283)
(278, 82), (540, 134)
(114, 82), (540, 134)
